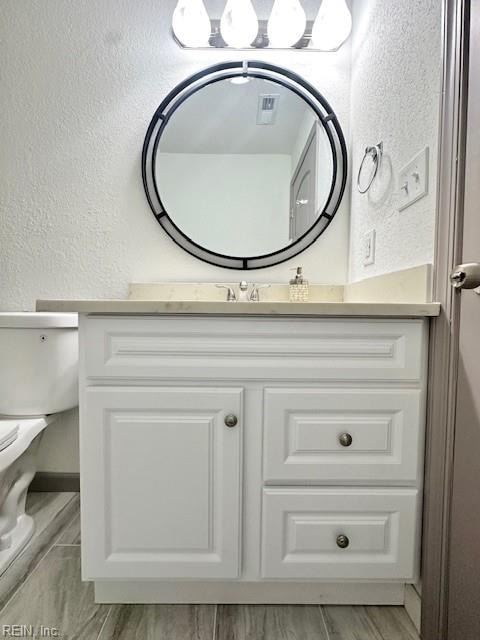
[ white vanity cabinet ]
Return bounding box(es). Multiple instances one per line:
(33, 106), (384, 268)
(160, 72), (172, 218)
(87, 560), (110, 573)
(79, 314), (428, 604)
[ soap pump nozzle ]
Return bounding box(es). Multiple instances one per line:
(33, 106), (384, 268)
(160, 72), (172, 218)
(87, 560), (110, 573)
(290, 266), (307, 285)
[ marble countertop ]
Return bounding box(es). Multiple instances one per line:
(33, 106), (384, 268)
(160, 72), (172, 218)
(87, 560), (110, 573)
(36, 299), (440, 317)
(36, 267), (441, 317)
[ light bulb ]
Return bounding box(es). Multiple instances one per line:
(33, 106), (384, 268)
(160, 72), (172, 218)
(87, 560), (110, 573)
(230, 76), (251, 84)
(311, 0), (352, 51)
(267, 0), (307, 48)
(172, 0), (211, 48)
(220, 0), (258, 48)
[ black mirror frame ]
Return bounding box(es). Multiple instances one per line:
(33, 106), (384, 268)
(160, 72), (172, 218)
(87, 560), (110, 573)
(142, 60), (347, 270)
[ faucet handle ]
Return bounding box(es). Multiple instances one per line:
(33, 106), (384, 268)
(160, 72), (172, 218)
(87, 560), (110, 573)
(215, 284), (237, 302)
(249, 284), (271, 302)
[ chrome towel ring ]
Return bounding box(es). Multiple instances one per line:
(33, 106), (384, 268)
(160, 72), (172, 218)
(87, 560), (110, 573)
(357, 142), (383, 194)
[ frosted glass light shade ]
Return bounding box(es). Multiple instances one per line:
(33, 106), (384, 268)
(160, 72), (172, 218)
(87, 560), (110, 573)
(267, 0), (307, 48)
(311, 0), (352, 51)
(172, 0), (211, 47)
(220, 0), (258, 48)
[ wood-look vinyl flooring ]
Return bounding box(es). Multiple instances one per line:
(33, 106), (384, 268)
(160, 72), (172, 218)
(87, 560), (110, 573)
(0, 493), (420, 640)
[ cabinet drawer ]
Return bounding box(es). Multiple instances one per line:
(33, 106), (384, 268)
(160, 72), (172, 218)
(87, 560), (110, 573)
(261, 488), (419, 580)
(263, 388), (423, 484)
(83, 316), (425, 382)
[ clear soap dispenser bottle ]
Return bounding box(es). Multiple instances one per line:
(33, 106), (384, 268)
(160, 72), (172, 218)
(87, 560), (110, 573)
(289, 267), (309, 302)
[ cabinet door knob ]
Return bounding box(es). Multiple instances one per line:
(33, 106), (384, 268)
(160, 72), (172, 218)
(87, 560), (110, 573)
(339, 432), (353, 447)
(336, 534), (350, 549)
(224, 414), (238, 428)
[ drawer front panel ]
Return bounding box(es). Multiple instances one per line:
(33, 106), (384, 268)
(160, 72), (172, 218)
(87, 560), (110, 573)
(261, 488), (419, 580)
(83, 316), (425, 381)
(263, 388), (423, 484)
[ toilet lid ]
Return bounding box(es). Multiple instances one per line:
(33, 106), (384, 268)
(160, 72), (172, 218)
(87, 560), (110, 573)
(0, 422), (19, 451)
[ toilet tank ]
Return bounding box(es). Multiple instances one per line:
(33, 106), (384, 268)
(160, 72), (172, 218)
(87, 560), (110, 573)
(0, 312), (78, 416)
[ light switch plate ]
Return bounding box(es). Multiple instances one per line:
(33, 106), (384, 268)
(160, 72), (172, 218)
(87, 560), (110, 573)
(363, 229), (376, 266)
(398, 147), (429, 211)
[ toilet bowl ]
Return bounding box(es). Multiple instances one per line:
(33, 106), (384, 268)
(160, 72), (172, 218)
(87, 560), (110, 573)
(0, 312), (78, 574)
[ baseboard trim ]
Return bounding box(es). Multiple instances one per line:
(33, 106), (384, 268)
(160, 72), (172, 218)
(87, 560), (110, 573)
(30, 472), (80, 492)
(94, 581), (406, 605)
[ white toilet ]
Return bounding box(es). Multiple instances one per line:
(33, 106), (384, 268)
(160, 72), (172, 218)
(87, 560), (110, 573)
(0, 312), (78, 574)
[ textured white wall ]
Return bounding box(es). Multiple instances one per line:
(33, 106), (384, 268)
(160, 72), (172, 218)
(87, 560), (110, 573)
(0, 0), (351, 471)
(36, 409), (80, 474)
(0, 0), (352, 315)
(347, 0), (442, 282)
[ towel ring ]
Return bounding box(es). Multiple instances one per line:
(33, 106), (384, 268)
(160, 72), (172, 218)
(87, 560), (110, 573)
(357, 142), (383, 194)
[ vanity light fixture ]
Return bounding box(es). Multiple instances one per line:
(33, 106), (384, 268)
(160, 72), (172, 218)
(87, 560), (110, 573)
(267, 0), (307, 48)
(220, 0), (259, 48)
(311, 0), (352, 51)
(171, 0), (353, 51)
(172, 0), (211, 47)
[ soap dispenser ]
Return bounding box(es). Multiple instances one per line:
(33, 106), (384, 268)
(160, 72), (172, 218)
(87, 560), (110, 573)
(289, 267), (309, 302)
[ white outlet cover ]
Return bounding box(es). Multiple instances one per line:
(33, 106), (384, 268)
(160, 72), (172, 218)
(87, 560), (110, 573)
(363, 229), (376, 266)
(398, 147), (429, 211)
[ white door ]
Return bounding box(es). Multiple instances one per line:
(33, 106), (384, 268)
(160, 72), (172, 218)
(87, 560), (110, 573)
(81, 386), (243, 579)
(290, 124), (318, 241)
(446, 3), (480, 636)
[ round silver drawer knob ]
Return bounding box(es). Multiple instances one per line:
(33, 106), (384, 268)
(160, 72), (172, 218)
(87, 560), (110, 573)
(224, 414), (238, 428)
(336, 534), (350, 549)
(339, 432), (353, 447)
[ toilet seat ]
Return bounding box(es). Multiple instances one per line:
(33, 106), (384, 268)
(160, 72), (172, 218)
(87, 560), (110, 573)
(0, 421), (19, 452)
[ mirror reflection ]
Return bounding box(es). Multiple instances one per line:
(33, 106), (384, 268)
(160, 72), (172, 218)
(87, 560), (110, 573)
(155, 77), (334, 257)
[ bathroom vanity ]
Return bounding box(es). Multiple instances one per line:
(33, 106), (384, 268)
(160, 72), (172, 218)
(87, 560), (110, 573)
(37, 296), (439, 604)
(35, 58), (441, 605)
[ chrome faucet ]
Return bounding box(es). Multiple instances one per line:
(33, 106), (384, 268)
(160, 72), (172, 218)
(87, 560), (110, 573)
(249, 284), (271, 302)
(237, 281), (250, 302)
(216, 282), (250, 302)
(215, 284), (237, 302)
(216, 282), (271, 302)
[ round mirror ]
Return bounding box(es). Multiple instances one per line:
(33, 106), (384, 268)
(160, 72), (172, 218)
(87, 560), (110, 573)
(143, 61), (347, 269)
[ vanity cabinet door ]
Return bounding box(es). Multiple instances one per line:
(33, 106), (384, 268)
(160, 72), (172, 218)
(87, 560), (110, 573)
(81, 386), (243, 580)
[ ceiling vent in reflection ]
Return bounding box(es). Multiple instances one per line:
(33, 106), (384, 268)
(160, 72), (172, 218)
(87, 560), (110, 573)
(256, 94), (279, 125)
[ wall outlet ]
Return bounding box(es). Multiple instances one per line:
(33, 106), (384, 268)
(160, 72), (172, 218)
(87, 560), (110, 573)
(363, 229), (376, 266)
(398, 147), (429, 211)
